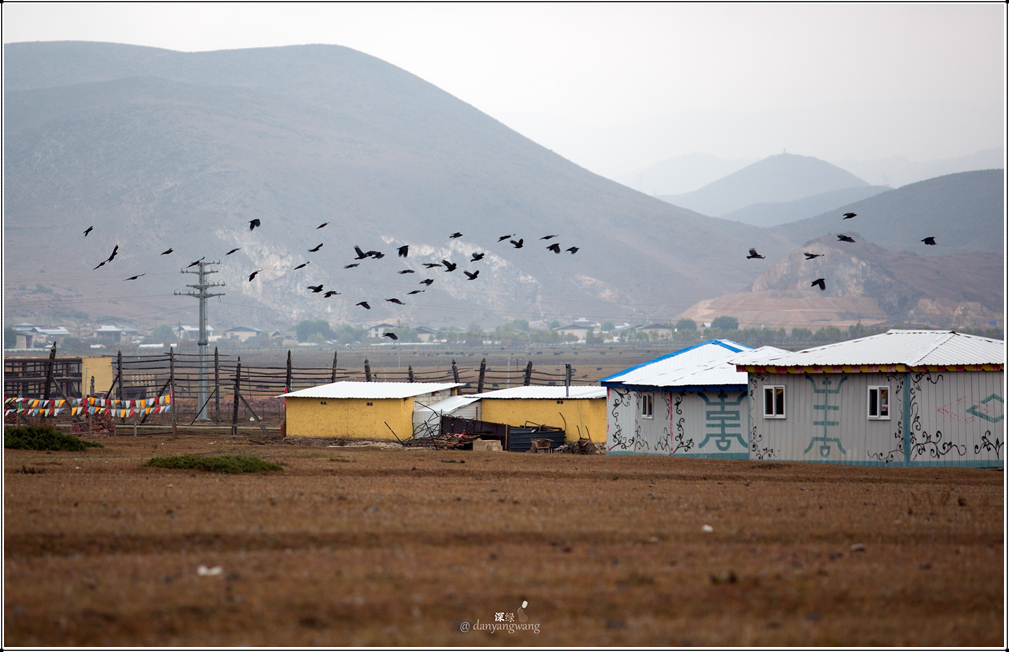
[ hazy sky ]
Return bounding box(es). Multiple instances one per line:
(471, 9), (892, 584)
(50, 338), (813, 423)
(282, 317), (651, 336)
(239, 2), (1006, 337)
(4, 3), (1005, 178)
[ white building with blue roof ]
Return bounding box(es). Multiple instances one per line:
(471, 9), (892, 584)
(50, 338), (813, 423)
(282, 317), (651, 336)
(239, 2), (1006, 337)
(601, 339), (786, 458)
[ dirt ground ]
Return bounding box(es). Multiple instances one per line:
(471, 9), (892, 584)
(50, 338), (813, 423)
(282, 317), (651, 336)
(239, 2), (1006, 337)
(3, 433), (1005, 647)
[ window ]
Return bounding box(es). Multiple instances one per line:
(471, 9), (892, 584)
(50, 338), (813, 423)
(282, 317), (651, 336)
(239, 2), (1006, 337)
(641, 393), (654, 419)
(868, 386), (890, 420)
(763, 385), (785, 418)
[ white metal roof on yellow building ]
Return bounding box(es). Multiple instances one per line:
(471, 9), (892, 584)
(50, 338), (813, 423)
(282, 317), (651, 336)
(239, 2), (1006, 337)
(734, 330), (1005, 369)
(277, 381), (462, 399)
(476, 386), (607, 400)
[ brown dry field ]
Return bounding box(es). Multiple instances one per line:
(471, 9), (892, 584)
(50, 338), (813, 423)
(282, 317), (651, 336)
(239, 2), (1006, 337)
(4, 433), (1006, 647)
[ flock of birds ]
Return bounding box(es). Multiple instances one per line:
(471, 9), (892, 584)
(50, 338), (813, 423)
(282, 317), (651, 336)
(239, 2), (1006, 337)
(744, 211), (938, 293)
(84, 218), (579, 339)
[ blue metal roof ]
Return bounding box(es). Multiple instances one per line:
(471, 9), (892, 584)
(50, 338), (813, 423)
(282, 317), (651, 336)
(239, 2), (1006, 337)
(599, 339), (751, 384)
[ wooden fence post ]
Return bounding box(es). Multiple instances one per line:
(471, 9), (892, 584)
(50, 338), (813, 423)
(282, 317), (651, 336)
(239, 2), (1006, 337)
(214, 347), (220, 424)
(452, 359), (460, 384)
(232, 357), (241, 437)
(43, 342), (57, 404)
(408, 365), (414, 383)
(565, 363), (571, 398)
(170, 348), (177, 439)
(331, 351), (338, 384)
(286, 350), (293, 392)
(364, 359), (372, 382)
(524, 361), (533, 386)
(477, 358), (487, 394)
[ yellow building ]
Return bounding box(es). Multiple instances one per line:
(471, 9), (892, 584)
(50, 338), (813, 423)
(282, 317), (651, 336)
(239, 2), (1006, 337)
(81, 356), (114, 396)
(278, 381), (461, 440)
(477, 386), (607, 443)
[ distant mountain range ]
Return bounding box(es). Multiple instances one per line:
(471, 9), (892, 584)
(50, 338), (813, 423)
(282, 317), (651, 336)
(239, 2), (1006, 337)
(659, 153), (871, 217)
(719, 185), (889, 228)
(616, 153), (756, 196)
(3, 42), (1003, 335)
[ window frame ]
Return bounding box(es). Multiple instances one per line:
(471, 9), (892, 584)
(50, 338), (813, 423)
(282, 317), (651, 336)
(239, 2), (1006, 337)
(867, 385), (890, 420)
(763, 385), (786, 419)
(640, 393), (654, 420)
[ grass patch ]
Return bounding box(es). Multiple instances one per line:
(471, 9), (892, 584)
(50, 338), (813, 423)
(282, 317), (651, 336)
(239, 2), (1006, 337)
(4, 425), (104, 451)
(145, 454), (283, 474)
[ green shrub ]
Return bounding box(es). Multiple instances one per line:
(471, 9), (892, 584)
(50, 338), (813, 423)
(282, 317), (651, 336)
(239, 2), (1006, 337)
(145, 454), (283, 474)
(4, 425), (104, 451)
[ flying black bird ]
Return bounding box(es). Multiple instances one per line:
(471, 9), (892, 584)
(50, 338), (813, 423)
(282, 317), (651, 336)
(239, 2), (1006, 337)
(407, 289), (425, 295)
(309, 243), (323, 252)
(540, 235), (559, 240)
(510, 238), (524, 249)
(464, 270), (480, 280)
(449, 232), (463, 239)
(397, 245), (409, 258)
(187, 257), (204, 268)
(317, 222), (329, 229)
(353, 246), (370, 260)
(470, 252), (485, 262)
(746, 248), (765, 260)
(442, 260), (458, 272)
(546, 243), (561, 254)
(566, 247), (579, 254)
(307, 284), (324, 293)
(837, 234), (856, 243)
(803, 252), (823, 260)
(107, 245), (119, 262)
(398, 270), (415, 274)
(498, 234), (514, 242)
(842, 213), (857, 219)
(356, 301), (371, 309)
(386, 298), (405, 305)
(383, 332), (399, 341)
(419, 279), (434, 286)
(84, 226), (93, 237)
(124, 273), (145, 281)
(161, 248), (174, 256)
(344, 263), (360, 269)
(922, 236), (937, 246)
(324, 290), (340, 298)
(249, 219), (261, 231)
(423, 262), (443, 269)
(93, 260), (106, 270)
(293, 261), (310, 270)
(248, 269), (262, 282)
(811, 278), (826, 291)
(226, 247), (241, 256)
(369, 251), (385, 259)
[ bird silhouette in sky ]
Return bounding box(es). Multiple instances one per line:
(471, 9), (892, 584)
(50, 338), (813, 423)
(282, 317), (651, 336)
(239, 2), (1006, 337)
(161, 248), (174, 255)
(187, 257), (204, 268)
(746, 248), (765, 259)
(803, 252), (823, 260)
(307, 284), (324, 293)
(226, 247), (240, 255)
(540, 234), (559, 240)
(398, 269), (415, 274)
(344, 263), (360, 269)
(510, 238), (524, 249)
(386, 298), (405, 305)
(498, 234), (514, 242)
(842, 213), (856, 219)
(309, 243), (323, 252)
(922, 236), (937, 246)
(107, 245), (119, 262)
(837, 235), (856, 243)
(353, 246), (370, 260)
(383, 332), (398, 341)
(93, 260), (106, 270)
(442, 260), (458, 272)
(317, 222), (329, 229)
(397, 245), (409, 258)
(249, 219), (261, 231)
(423, 262), (442, 269)
(470, 252), (485, 262)
(293, 262), (310, 270)
(324, 290), (340, 298)
(464, 270), (480, 280)
(124, 273), (145, 281)
(248, 270), (262, 282)
(566, 247), (579, 254)
(407, 289), (425, 295)
(811, 278), (826, 291)
(546, 243), (561, 253)
(84, 226), (93, 237)
(419, 279), (434, 286)
(356, 301), (371, 309)
(450, 232), (463, 239)
(367, 250), (385, 259)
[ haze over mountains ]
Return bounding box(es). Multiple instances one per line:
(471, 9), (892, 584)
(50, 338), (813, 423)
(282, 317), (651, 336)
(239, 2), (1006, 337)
(3, 42), (1004, 334)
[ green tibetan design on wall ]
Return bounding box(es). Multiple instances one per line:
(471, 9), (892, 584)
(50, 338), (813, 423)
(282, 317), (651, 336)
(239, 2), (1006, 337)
(805, 375), (848, 458)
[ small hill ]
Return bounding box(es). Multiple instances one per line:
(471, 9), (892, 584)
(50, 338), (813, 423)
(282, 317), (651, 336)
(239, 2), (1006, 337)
(616, 153), (755, 196)
(659, 153), (870, 217)
(720, 185), (889, 228)
(771, 169), (1005, 255)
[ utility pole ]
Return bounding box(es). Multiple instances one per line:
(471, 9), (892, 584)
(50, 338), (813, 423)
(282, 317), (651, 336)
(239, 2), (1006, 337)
(174, 261), (225, 421)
